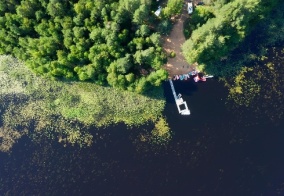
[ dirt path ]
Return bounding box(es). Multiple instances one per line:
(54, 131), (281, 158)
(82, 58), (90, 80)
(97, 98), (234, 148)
(162, 4), (195, 77)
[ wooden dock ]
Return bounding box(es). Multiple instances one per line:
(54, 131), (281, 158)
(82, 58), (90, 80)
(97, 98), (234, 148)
(169, 79), (190, 115)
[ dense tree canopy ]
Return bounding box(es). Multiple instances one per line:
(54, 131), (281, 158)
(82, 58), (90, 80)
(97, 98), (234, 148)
(162, 0), (183, 18)
(183, 5), (215, 38)
(0, 0), (168, 93)
(182, 0), (281, 76)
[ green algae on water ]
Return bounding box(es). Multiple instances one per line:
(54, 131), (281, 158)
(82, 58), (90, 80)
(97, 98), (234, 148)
(0, 55), (166, 151)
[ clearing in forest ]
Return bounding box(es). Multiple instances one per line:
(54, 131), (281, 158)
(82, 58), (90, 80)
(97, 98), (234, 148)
(162, 5), (196, 77)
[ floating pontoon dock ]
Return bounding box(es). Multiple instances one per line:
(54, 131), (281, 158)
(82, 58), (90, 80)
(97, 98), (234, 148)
(169, 79), (190, 115)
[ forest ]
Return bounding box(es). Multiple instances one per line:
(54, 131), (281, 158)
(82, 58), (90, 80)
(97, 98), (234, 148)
(182, 0), (282, 76)
(0, 0), (170, 93)
(0, 0), (282, 92)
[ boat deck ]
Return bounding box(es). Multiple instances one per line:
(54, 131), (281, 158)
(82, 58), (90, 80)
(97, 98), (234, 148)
(169, 79), (190, 115)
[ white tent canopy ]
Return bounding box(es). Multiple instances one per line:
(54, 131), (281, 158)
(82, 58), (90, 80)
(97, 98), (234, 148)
(155, 6), (162, 16)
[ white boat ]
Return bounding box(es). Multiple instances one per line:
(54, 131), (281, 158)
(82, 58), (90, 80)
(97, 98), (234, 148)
(204, 75), (214, 78)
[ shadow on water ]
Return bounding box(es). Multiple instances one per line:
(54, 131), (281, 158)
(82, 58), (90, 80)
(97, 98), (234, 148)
(1, 79), (284, 195)
(163, 79), (229, 134)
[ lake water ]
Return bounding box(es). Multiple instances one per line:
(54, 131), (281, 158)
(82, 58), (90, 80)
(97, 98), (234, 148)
(1, 79), (284, 195)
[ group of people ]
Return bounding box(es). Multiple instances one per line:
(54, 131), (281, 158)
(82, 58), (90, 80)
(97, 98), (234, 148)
(172, 70), (208, 82)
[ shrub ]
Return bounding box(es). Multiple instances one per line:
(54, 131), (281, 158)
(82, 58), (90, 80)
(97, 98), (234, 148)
(157, 19), (173, 35)
(169, 51), (176, 58)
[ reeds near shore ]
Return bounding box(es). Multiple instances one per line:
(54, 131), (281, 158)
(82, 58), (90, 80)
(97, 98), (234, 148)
(0, 56), (167, 151)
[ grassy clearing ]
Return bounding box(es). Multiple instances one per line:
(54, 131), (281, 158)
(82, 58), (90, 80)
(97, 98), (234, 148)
(0, 55), (166, 151)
